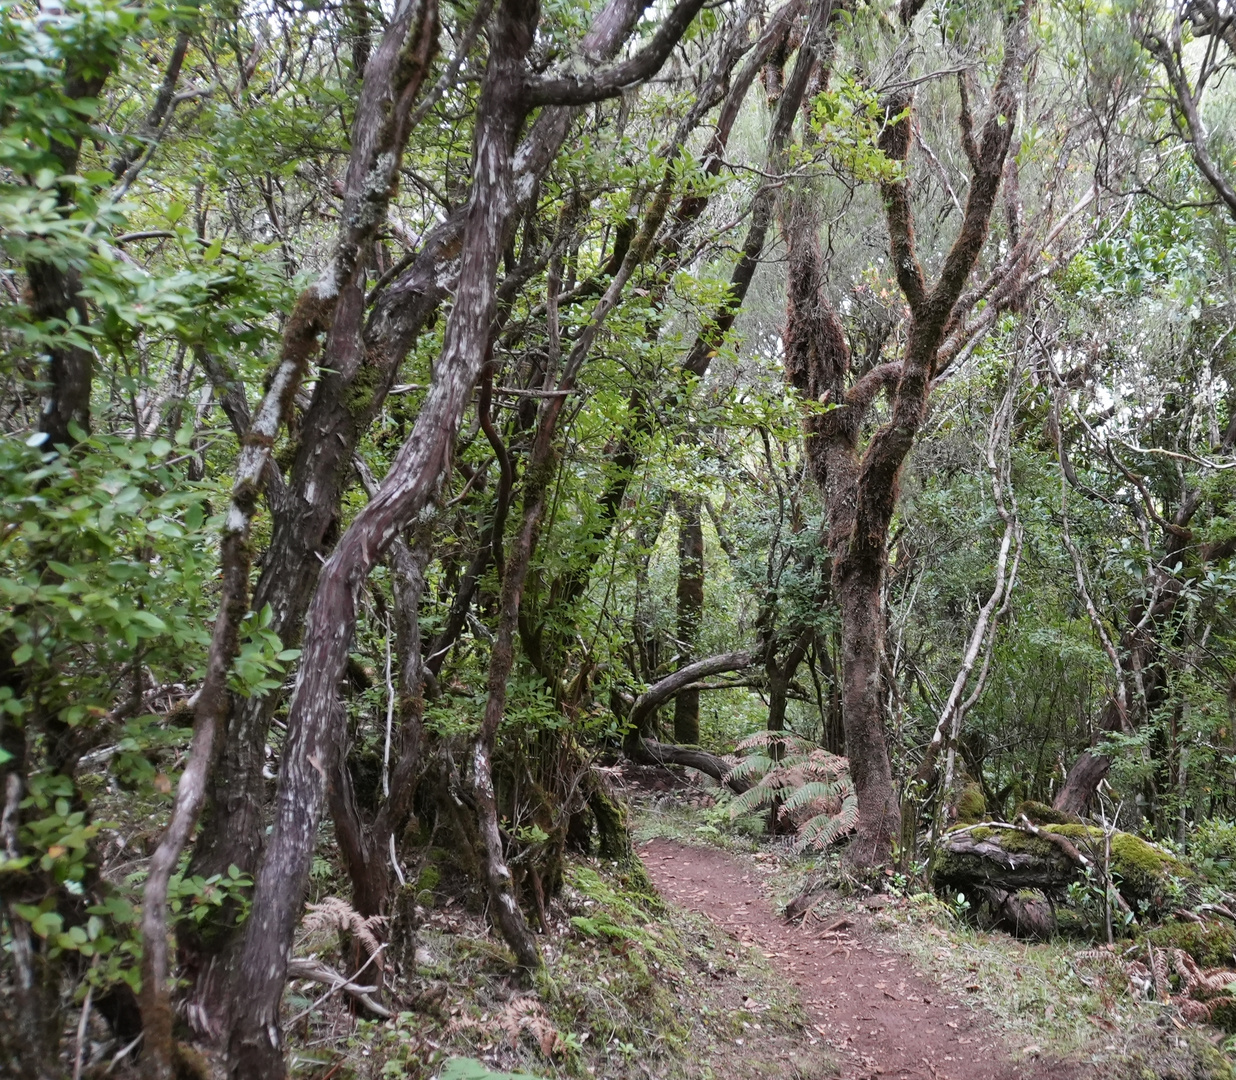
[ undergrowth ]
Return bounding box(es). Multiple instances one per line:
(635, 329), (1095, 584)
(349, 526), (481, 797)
(284, 846), (825, 1079)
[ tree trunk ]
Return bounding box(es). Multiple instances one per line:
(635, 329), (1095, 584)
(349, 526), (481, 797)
(673, 495), (704, 744)
(777, 2), (1031, 868)
(28, 55), (113, 453)
(834, 560), (902, 866)
(224, 0), (546, 1067)
(191, 0), (658, 909)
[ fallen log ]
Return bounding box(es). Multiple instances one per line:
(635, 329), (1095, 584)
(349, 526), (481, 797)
(624, 734), (753, 794)
(287, 956), (391, 1018)
(933, 821), (1195, 914)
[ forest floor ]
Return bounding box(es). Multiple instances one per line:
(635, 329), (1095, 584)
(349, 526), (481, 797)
(266, 769), (1236, 1080)
(626, 773), (1236, 1080)
(641, 835), (1072, 1080)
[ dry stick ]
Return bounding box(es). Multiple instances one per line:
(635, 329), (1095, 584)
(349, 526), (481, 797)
(381, 615), (394, 801)
(138, 3), (440, 1075)
(286, 947), (389, 1024)
(943, 378), (1024, 791)
(353, 454), (428, 890)
(72, 985), (92, 1080)
(104, 1034), (143, 1076)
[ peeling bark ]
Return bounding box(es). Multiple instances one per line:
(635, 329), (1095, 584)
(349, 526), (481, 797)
(193, 0), (656, 909)
(141, 0), (442, 1061)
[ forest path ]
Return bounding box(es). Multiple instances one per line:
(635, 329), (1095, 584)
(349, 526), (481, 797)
(639, 838), (1078, 1080)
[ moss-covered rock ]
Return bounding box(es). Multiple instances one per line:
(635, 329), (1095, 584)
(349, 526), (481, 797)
(954, 783), (987, 824)
(934, 822), (1195, 913)
(1012, 800), (1079, 826)
(1144, 920), (1236, 968)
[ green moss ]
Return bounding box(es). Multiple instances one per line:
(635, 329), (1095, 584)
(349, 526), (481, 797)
(590, 787), (633, 863)
(1145, 921), (1236, 968)
(342, 355), (386, 419)
(954, 783), (986, 824)
(1209, 995), (1236, 1035)
(1045, 826), (1194, 909)
(1012, 800), (1078, 826)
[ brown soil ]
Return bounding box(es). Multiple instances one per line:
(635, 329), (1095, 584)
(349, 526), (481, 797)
(640, 838), (1086, 1080)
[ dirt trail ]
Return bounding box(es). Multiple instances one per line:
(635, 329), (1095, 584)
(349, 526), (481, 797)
(640, 838), (1077, 1080)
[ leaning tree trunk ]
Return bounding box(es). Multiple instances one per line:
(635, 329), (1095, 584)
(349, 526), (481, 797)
(190, 0), (658, 908)
(224, 0), (715, 1068)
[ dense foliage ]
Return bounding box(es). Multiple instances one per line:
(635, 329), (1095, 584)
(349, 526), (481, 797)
(2, 0), (1235, 1074)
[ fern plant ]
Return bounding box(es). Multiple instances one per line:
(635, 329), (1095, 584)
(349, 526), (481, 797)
(727, 732), (858, 851)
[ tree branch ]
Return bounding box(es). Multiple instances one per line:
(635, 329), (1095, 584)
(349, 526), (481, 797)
(524, 0), (711, 106)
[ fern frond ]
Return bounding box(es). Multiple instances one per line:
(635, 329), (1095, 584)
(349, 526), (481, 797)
(726, 753), (775, 783)
(733, 731), (815, 755)
(302, 897), (387, 965)
(799, 751), (849, 779)
(779, 780), (847, 815)
(729, 784), (778, 818)
(794, 792), (858, 852)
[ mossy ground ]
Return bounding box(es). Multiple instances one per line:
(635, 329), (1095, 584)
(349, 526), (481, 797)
(1145, 921), (1236, 969)
(284, 846), (831, 1079)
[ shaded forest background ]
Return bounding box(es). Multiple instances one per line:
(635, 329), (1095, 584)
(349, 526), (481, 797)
(3, 0), (1236, 1075)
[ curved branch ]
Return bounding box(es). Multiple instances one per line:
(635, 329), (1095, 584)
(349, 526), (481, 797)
(478, 363), (512, 581)
(628, 649), (756, 732)
(524, 0), (711, 106)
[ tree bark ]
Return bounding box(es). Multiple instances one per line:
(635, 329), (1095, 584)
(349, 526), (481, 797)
(29, 52), (115, 451)
(781, 2), (1032, 868)
(224, 0), (534, 1064)
(673, 495), (704, 744)
(225, 0), (712, 1066)
(191, 0), (659, 911)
